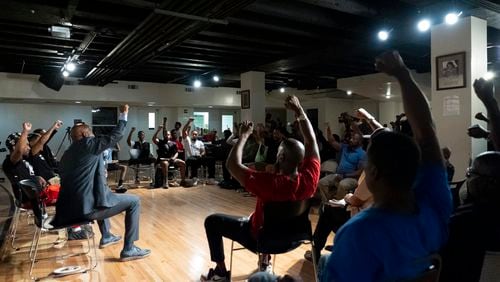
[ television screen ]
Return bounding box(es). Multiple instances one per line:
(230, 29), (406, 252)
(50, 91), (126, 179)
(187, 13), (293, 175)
(92, 107), (117, 125)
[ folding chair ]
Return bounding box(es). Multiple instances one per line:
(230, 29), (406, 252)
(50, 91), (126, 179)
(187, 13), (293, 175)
(19, 179), (97, 280)
(229, 199), (318, 281)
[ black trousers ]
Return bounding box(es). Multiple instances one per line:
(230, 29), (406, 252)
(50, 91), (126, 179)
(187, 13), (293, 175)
(313, 204), (350, 257)
(186, 156), (216, 178)
(204, 213), (257, 262)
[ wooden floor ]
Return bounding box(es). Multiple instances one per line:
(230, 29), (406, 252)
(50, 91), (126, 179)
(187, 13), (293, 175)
(0, 185), (331, 282)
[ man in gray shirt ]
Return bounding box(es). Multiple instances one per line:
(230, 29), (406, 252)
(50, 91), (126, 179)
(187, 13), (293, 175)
(53, 104), (150, 261)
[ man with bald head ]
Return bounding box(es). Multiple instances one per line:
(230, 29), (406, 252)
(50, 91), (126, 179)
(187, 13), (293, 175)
(201, 95), (320, 282)
(54, 105), (150, 262)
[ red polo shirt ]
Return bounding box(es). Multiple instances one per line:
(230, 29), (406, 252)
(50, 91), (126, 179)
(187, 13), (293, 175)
(244, 156), (320, 237)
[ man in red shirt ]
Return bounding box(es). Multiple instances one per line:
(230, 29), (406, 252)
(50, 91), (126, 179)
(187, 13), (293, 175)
(201, 95), (320, 282)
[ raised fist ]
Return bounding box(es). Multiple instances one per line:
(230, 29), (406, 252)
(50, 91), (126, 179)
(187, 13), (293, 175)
(131, 127), (136, 132)
(284, 95), (302, 114)
(119, 104), (129, 114)
(239, 121), (254, 137)
(473, 78), (495, 103)
(23, 122), (32, 132)
(53, 120), (63, 129)
(375, 51), (408, 77)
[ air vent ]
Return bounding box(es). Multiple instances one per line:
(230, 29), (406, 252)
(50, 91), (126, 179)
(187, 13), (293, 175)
(185, 87), (193, 92)
(128, 84), (139, 90)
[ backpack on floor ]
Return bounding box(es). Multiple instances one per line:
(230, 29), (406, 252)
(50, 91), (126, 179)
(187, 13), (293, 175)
(153, 167), (163, 188)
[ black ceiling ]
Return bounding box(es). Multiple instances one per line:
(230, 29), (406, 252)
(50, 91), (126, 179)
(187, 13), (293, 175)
(0, 0), (499, 90)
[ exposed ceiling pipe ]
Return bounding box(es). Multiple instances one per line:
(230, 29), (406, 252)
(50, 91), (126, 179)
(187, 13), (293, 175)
(153, 8), (229, 25)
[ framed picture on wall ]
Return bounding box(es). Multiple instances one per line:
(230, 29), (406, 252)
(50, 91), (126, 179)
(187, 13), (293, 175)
(436, 52), (466, 90)
(241, 89), (250, 109)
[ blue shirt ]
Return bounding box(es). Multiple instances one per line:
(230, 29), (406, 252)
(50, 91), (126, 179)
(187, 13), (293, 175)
(336, 144), (366, 174)
(322, 162), (452, 282)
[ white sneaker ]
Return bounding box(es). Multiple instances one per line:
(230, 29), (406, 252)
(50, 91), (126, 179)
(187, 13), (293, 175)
(207, 178), (218, 185)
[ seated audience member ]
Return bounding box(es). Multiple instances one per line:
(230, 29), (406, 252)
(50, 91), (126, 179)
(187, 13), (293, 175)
(170, 129), (185, 160)
(442, 147), (455, 182)
(127, 127), (156, 183)
(33, 127), (59, 171)
(153, 118), (186, 188)
(27, 120), (63, 184)
(200, 95), (320, 282)
(320, 51), (452, 281)
(318, 126), (366, 201)
(172, 121), (182, 141)
(53, 105), (150, 262)
(182, 118), (217, 185)
(440, 78), (500, 282)
(103, 144), (128, 193)
(3, 123), (48, 205)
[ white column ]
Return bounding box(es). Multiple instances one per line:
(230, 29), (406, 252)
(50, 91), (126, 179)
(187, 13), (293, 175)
(431, 16), (488, 180)
(240, 71), (265, 124)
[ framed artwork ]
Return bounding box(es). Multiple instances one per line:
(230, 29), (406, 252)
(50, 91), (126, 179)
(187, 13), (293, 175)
(241, 89), (250, 109)
(436, 52), (466, 90)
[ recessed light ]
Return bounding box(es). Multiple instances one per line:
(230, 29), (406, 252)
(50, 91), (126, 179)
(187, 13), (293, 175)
(378, 30), (389, 41)
(75, 101), (81, 104)
(62, 70), (69, 77)
(445, 12), (460, 25)
(417, 19), (431, 32)
(194, 80), (201, 88)
(279, 87), (285, 93)
(346, 90), (352, 95)
(213, 75), (219, 82)
(66, 62), (76, 72)
(485, 71), (496, 80)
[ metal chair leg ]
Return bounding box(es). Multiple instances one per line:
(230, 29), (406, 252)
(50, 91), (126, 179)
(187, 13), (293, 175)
(29, 227), (42, 280)
(229, 240), (234, 281)
(10, 207), (21, 249)
(311, 242), (319, 282)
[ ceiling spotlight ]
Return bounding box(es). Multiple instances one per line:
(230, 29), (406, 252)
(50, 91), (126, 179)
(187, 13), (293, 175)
(485, 71), (496, 81)
(62, 70), (69, 77)
(417, 19), (431, 32)
(385, 95), (391, 99)
(75, 101), (81, 104)
(194, 80), (201, 88)
(346, 90), (352, 95)
(378, 30), (389, 41)
(445, 12), (460, 25)
(213, 75), (219, 82)
(66, 62), (76, 72)
(279, 87), (285, 93)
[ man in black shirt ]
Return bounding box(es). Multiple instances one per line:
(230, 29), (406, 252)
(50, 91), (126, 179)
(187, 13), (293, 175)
(3, 123), (45, 205)
(26, 120), (63, 183)
(127, 127), (155, 183)
(153, 120), (186, 188)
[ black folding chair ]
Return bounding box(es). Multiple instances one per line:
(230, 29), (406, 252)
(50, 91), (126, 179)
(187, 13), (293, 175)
(229, 199), (318, 281)
(18, 179), (97, 280)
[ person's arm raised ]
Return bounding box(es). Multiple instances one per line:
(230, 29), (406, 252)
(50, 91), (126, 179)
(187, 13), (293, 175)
(31, 120), (63, 155)
(152, 125), (163, 145)
(226, 121), (253, 185)
(375, 51), (442, 163)
(89, 104), (129, 155)
(127, 127), (135, 147)
(325, 124), (341, 151)
(11, 122), (31, 163)
(355, 108), (383, 131)
(474, 78), (500, 150)
(182, 118), (194, 139)
(285, 95), (320, 160)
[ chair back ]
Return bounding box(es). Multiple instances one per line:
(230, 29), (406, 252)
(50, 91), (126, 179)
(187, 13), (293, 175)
(479, 251), (500, 282)
(18, 179), (44, 228)
(449, 179), (466, 210)
(257, 199), (313, 254)
(400, 253), (442, 282)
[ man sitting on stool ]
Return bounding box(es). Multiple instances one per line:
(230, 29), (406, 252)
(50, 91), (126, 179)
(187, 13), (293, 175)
(53, 104), (150, 262)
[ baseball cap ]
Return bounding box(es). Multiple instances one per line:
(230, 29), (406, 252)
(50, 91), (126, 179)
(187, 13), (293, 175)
(5, 132), (21, 151)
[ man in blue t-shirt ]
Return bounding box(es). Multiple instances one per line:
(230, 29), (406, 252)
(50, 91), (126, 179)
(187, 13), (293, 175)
(320, 51), (452, 281)
(318, 132), (366, 200)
